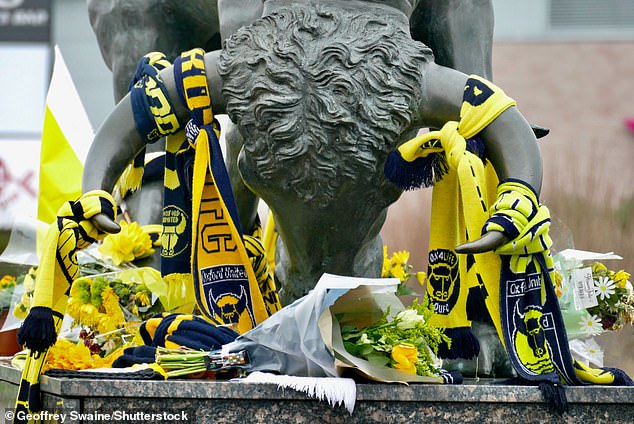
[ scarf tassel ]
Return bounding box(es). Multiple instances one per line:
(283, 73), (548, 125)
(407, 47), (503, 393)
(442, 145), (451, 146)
(538, 381), (568, 415)
(602, 367), (634, 386)
(17, 306), (57, 353)
(383, 149), (447, 191)
(437, 327), (480, 360)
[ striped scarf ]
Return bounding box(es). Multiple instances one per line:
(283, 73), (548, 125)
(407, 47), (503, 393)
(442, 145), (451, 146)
(15, 191), (116, 419)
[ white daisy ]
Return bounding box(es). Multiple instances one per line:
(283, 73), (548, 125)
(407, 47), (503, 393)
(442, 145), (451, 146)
(578, 314), (603, 337)
(594, 276), (615, 300)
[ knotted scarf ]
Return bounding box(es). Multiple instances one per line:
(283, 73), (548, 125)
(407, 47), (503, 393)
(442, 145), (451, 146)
(384, 75), (632, 413)
(129, 48), (279, 332)
(14, 191), (116, 418)
(385, 74), (514, 359)
(122, 52), (178, 197)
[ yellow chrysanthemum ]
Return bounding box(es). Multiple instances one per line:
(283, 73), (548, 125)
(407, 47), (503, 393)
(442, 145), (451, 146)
(614, 270), (631, 289)
(391, 250), (410, 266)
(135, 291), (151, 307)
(99, 221), (155, 265)
(592, 262), (608, 274)
(44, 339), (95, 372)
(79, 304), (101, 327)
(391, 343), (418, 374)
(98, 286), (125, 333)
(390, 263), (408, 282)
(44, 339), (125, 372)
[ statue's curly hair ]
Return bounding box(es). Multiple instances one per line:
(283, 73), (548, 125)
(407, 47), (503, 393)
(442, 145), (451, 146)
(218, 5), (432, 207)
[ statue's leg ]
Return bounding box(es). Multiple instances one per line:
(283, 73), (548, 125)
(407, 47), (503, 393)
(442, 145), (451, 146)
(218, 0), (263, 41)
(87, 0), (221, 101)
(410, 0), (494, 79)
(223, 120), (260, 235)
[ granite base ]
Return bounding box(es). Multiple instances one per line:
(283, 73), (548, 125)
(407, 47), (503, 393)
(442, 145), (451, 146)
(1, 362), (632, 424)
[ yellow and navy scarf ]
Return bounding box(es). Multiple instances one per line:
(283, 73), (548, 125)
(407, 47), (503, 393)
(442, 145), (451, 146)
(384, 75), (632, 413)
(130, 48), (280, 332)
(15, 191), (116, 419)
(385, 75), (513, 359)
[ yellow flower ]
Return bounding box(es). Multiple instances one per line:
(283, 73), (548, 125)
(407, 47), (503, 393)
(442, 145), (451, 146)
(23, 269), (36, 293)
(99, 286), (125, 333)
(0, 275), (15, 289)
(391, 250), (410, 266)
(415, 272), (427, 286)
(391, 343), (418, 374)
(44, 339), (123, 372)
(592, 262), (608, 274)
(614, 270), (630, 289)
(135, 291), (151, 307)
(381, 246), (390, 277)
(390, 263), (408, 282)
(79, 304), (101, 327)
(99, 221), (155, 265)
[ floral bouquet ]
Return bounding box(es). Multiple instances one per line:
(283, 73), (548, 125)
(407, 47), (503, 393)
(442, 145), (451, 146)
(553, 249), (633, 367)
(63, 268), (168, 354)
(340, 299), (447, 377)
(584, 263), (633, 332)
(219, 273), (459, 383)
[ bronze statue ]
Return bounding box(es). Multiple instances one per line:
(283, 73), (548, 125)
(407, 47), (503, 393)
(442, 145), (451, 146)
(84, 0), (542, 309)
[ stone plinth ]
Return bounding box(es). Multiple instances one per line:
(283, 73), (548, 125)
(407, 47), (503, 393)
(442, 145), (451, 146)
(1, 362), (633, 423)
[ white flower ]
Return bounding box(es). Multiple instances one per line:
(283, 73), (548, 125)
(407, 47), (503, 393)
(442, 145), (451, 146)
(594, 276), (615, 300)
(578, 314), (604, 337)
(395, 309), (425, 330)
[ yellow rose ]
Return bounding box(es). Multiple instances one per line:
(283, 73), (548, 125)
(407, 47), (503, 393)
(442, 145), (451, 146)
(391, 343), (418, 374)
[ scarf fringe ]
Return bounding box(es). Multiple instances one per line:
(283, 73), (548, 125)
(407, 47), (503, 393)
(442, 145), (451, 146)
(437, 327), (480, 360)
(383, 149), (446, 190)
(602, 367), (634, 386)
(17, 306), (57, 353)
(538, 381), (568, 415)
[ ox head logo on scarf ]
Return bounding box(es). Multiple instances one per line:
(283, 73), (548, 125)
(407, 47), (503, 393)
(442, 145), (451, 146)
(512, 302), (555, 375)
(427, 249), (460, 314)
(161, 205), (188, 258)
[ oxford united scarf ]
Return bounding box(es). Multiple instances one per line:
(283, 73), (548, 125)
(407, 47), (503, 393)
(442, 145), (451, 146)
(385, 75), (514, 359)
(129, 49), (279, 330)
(15, 191), (116, 418)
(484, 179), (632, 412)
(172, 48), (272, 333)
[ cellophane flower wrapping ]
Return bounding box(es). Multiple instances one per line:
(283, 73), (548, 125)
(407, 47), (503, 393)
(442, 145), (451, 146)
(223, 273), (448, 383)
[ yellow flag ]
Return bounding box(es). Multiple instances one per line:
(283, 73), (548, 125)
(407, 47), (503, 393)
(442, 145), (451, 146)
(37, 46), (93, 224)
